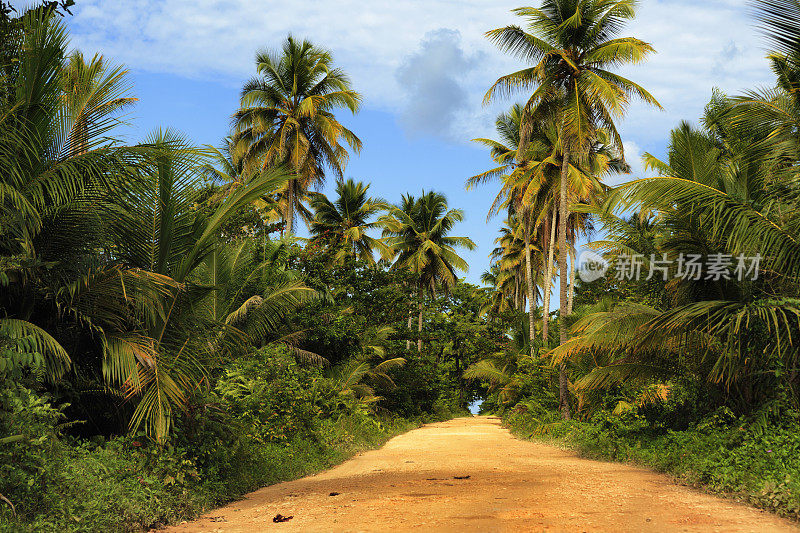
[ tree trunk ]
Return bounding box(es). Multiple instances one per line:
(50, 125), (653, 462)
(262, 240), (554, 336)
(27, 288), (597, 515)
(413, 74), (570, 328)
(406, 311), (413, 351)
(558, 149), (572, 420)
(417, 285), (424, 353)
(542, 207), (557, 347)
(405, 282), (413, 350)
(567, 245), (576, 315)
(523, 216), (537, 359)
(284, 181), (294, 234)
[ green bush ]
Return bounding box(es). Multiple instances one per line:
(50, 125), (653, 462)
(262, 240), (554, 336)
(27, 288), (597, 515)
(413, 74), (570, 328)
(505, 403), (800, 519)
(0, 347), (423, 532)
(0, 384), (203, 531)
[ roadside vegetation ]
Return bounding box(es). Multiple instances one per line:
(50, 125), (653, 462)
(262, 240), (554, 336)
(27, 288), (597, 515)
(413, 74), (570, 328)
(5, 0), (800, 530)
(0, 3), (496, 531)
(467, 0), (800, 520)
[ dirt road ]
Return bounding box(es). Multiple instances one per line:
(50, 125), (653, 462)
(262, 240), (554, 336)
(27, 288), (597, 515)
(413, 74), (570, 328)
(164, 417), (797, 532)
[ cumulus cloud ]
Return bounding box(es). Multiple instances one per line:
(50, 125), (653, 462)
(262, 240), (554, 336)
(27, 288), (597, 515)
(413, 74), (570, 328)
(395, 29), (481, 140)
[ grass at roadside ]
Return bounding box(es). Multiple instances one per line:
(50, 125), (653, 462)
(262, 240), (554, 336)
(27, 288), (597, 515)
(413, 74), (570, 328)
(0, 412), (446, 533)
(504, 409), (800, 521)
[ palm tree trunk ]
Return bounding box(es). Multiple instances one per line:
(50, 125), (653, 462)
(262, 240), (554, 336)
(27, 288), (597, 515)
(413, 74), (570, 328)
(523, 217), (537, 359)
(567, 245), (576, 315)
(285, 181), (294, 234)
(417, 285), (424, 353)
(542, 208), (557, 347)
(558, 149), (571, 420)
(406, 282), (413, 350)
(406, 311), (413, 351)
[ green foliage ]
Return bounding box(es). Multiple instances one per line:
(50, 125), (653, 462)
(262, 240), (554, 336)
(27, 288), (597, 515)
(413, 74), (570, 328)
(506, 401), (800, 519)
(0, 352), (421, 532)
(215, 345), (321, 444)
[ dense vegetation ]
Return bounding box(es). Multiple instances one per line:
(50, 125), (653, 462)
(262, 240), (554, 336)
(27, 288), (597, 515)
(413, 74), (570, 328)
(5, 0), (800, 529)
(0, 3), (496, 531)
(467, 0), (800, 519)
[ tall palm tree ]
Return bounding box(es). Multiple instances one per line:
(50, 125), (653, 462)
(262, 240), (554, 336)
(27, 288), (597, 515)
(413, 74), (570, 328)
(490, 217), (534, 313)
(478, 264), (518, 318)
(484, 0), (660, 417)
(381, 192), (476, 352)
(558, 84), (800, 413)
(233, 35), (362, 234)
(469, 103), (624, 353)
(468, 104), (555, 356)
(309, 178), (390, 265)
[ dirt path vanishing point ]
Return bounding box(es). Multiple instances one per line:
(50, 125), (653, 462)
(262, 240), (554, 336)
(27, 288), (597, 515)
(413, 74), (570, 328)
(163, 416), (798, 532)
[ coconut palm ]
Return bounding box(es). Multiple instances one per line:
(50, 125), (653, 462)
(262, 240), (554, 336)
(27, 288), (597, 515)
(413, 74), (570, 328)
(540, 0), (800, 420)
(467, 104), (556, 356)
(309, 178), (390, 265)
(233, 35), (362, 234)
(478, 265), (519, 319)
(0, 11), (157, 382)
(559, 97), (800, 412)
(488, 218), (533, 315)
(102, 129), (292, 441)
(493, 216), (544, 309)
(62, 51), (137, 156)
(484, 0), (660, 417)
(469, 102), (626, 355)
(381, 192), (476, 352)
(201, 238), (315, 354)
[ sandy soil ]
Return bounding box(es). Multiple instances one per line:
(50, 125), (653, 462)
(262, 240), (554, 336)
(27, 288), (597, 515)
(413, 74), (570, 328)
(162, 416), (798, 532)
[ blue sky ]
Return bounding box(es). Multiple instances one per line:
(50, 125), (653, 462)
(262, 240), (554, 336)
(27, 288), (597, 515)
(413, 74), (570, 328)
(52, 0), (776, 303)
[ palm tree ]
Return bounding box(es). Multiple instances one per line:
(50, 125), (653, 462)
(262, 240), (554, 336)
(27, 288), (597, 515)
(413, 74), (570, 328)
(62, 51), (136, 156)
(484, 0), (660, 417)
(0, 11), (152, 382)
(558, 88), (800, 413)
(488, 218), (534, 315)
(233, 35), (362, 234)
(478, 264), (519, 318)
(104, 129), (293, 441)
(468, 104), (556, 355)
(202, 238), (314, 352)
(381, 192), (476, 352)
(469, 102), (625, 354)
(201, 136), (285, 238)
(309, 178), (390, 265)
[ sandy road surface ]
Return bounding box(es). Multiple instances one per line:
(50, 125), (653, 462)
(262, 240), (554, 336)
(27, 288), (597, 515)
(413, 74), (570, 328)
(163, 416), (798, 532)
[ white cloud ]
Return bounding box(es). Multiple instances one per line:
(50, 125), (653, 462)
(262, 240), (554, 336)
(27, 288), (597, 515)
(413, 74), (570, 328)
(63, 0), (776, 145)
